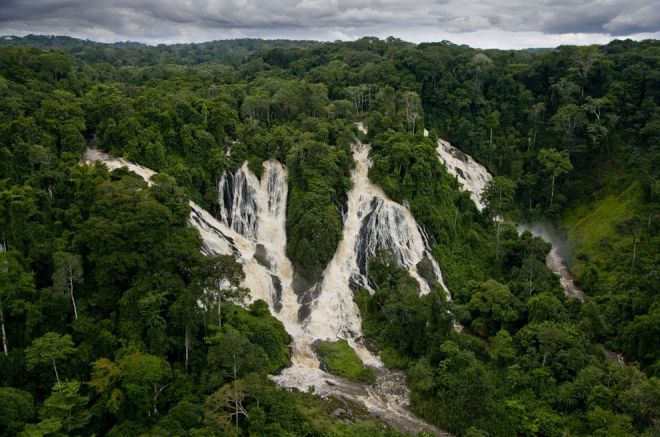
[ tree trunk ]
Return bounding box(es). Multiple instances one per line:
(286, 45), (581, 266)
(218, 293), (222, 327)
(184, 324), (190, 370)
(52, 357), (60, 385)
(0, 305), (8, 356)
(152, 383), (170, 416)
(549, 175), (556, 206)
(153, 385), (158, 416)
(495, 186), (503, 259)
(68, 270), (78, 320)
(233, 354), (239, 428)
(495, 219), (501, 260)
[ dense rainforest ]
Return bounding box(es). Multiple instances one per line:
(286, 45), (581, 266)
(0, 34), (658, 436)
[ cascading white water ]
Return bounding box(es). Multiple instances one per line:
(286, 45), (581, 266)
(273, 142), (451, 435)
(218, 163), (259, 241)
(83, 149), (297, 315)
(84, 147), (450, 436)
(432, 138), (586, 301)
(297, 142), (449, 348)
(435, 139), (492, 211)
(215, 160), (311, 364)
(217, 161), (300, 317)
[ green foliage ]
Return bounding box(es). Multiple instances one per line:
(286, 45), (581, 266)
(119, 352), (171, 415)
(199, 254), (246, 328)
(537, 148), (573, 206)
(0, 250), (34, 357)
(359, 252), (454, 359)
(25, 333), (75, 384)
(201, 374), (406, 437)
(0, 387), (34, 434)
(207, 327), (270, 384)
(482, 177), (516, 221)
(88, 351), (172, 419)
(560, 181), (659, 365)
(286, 139), (352, 286)
(0, 35), (657, 437)
(223, 300), (291, 371)
(466, 280), (519, 338)
(39, 380), (91, 434)
(51, 251), (83, 319)
(315, 340), (375, 384)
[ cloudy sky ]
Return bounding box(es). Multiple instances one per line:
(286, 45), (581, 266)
(1, 0), (658, 49)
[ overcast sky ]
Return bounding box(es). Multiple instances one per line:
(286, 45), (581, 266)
(1, 0), (658, 49)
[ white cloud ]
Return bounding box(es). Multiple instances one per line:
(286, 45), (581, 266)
(0, 0), (658, 47)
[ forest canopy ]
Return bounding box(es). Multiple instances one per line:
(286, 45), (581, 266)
(0, 35), (658, 436)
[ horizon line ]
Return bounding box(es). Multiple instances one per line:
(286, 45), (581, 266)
(2, 32), (658, 51)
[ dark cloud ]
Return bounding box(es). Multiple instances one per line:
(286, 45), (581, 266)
(0, 0), (658, 48)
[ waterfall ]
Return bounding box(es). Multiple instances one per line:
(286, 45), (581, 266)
(298, 142), (449, 346)
(273, 142), (451, 435)
(83, 149), (297, 316)
(83, 147), (450, 436)
(218, 163), (259, 241)
(216, 161), (299, 315)
(432, 138), (585, 301)
(435, 139), (492, 211)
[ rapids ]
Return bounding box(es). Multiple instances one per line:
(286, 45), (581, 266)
(296, 142), (450, 344)
(274, 141), (450, 435)
(433, 138), (585, 300)
(84, 147), (451, 436)
(435, 138), (492, 211)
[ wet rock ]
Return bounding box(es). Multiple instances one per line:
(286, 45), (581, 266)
(254, 244), (271, 269)
(333, 408), (347, 417)
(291, 271), (314, 295)
(416, 255), (439, 289)
(271, 274), (283, 312)
(297, 281), (323, 321)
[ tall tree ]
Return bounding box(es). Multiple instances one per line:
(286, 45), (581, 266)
(170, 285), (203, 371)
(0, 387), (34, 434)
(89, 353), (172, 417)
(485, 110), (500, 148)
(119, 352), (171, 417)
(52, 251), (83, 320)
(25, 332), (76, 385)
(201, 255), (246, 328)
(205, 381), (250, 429)
(402, 91), (422, 135)
(551, 104), (586, 149)
(0, 250), (34, 356)
(537, 148), (573, 206)
(569, 46), (603, 97)
(482, 177), (516, 258)
(616, 217), (641, 267)
(39, 380), (91, 434)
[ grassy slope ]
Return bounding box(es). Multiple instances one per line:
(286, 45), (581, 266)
(315, 340), (376, 384)
(560, 182), (641, 283)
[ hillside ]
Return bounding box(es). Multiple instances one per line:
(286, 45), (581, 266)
(0, 36), (658, 436)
